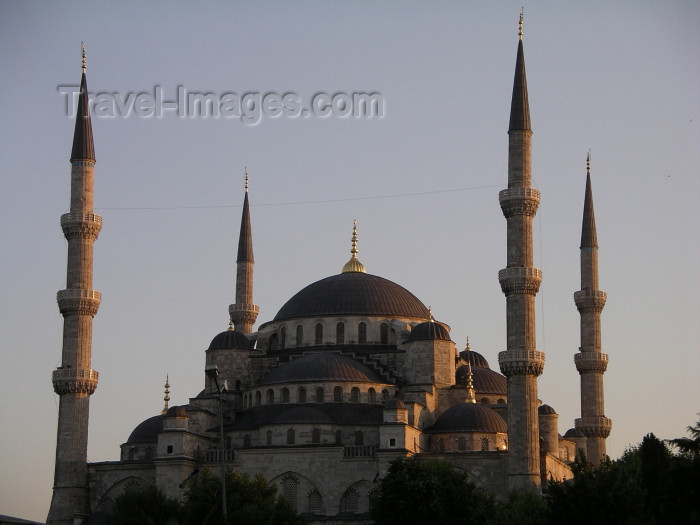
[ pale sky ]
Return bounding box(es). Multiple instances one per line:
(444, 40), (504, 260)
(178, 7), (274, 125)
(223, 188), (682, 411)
(1, 1), (698, 522)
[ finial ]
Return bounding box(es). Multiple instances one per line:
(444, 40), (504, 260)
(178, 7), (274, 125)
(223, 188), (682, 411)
(228, 319), (234, 331)
(465, 336), (471, 352)
(466, 361), (476, 403)
(244, 167), (249, 192)
(81, 42), (86, 73)
(586, 150), (591, 176)
(341, 220), (366, 273)
(428, 306), (434, 322)
(518, 8), (524, 40)
(162, 375), (170, 415)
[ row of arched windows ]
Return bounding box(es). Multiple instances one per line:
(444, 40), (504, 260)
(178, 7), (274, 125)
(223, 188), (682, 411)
(277, 475), (369, 515)
(244, 386), (391, 408)
(239, 428), (364, 447)
(275, 322), (391, 350)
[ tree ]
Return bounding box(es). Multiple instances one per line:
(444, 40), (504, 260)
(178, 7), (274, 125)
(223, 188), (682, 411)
(106, 484), (181, 525)
(667, 413), (700, 458)
(370, 457), (494, 525)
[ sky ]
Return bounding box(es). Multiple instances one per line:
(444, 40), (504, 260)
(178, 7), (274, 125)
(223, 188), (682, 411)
(0, 1), (698, 522)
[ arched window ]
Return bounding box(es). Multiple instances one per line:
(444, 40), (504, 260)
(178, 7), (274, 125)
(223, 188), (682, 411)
(316, 387), (324, 403)
(281, 388), (290, 403)
(315, 323), (323, 345)
(457, 437), (467, 452)
(308, 489), (322, 513)
(280, 327), (287, 349)
(287, 428), (296, 445)
(382, 389), (390, 403)
(358, 322), (367, 344)
(497, 398), (506, 404)
(281, 475), (299, 511)
(243, 434), (251, 447)
(368, 388), (376, 404)
(298, 387), (306, 403)
(235, 379), (241, 391)
(296, 325), (303, 347)
(144, 446), (153, 460)
(335, 429), (342, 445)
(435, 438), (444, 453)
(380, 323), (389, 344)
(266, 430), (272, 445)
(481, 437), (490, 451)
(255, 391), (261, 406)
(336, 322), (344, 344)
(312, 427), (321, 443)
(334, 386), (343, 402)
(350, 387), (360, 403)
(354, 430), (364, 445)
(341, 488), (360, 513)
(481, 397), (489, 404)
(266, 389), (274, 404)
(269, 334), (278, 351)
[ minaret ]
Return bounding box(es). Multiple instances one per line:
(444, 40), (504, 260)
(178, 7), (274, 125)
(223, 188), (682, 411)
(497, 12), (545, 491)
(574, 154), (611, 464)
(48, 44), (101, 524)
(229, 169), (258, 334)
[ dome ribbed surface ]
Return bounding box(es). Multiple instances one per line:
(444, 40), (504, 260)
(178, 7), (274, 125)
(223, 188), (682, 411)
(261, 353), (382, 385)
(455, 365), (507, 394)
(428, 403), (507, 434)
(273, 272), (429, 321)
(407, 321), (451, 342)
(126, 415), (163, 443)
(459, 350), (490, 368)
(208, 329), (250, 350)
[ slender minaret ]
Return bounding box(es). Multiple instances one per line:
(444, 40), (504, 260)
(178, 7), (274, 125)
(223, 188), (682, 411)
(497, 12), (545, 491)
(574, 154), (611, 465)
(48, 44), (101, 524)
(229, 169), (258, 334)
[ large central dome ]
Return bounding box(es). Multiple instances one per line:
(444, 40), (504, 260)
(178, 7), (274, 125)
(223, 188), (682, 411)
(273, 272), (429, 321)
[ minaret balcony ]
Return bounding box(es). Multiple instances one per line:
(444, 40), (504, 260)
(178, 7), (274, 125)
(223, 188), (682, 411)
(57, 288), (101, 317)
(229, 303), (259, 323)
(61, 212), (102, 240)
(498, 267), (542, 295)
(574, 289), (607, 313)
(498, 349), (545, 377)
(52, 367), (99, 395)
(574, 351), (609, 373)
(499, 187), (540, 217)
(575, 416), (612, 438)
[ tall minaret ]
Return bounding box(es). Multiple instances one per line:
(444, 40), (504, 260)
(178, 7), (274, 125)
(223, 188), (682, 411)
(48, 44), (101, 524)
(229, 169), (258, 334)
(497, 12), (545, 491)
(574, 154), (611, 465)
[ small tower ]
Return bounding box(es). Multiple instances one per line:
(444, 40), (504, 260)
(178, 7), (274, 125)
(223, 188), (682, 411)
(229, 169), (258, 334)
(574, 154), (611, 464)
(48, 44), (101, 524)
(497, 11), (545, 491)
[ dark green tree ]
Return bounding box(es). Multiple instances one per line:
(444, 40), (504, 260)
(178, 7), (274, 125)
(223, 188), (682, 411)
(667, 413), (700, 458)
(106, 484), (181, 525)
(489, 489), (551, 525)
(370, 457), (494, 525)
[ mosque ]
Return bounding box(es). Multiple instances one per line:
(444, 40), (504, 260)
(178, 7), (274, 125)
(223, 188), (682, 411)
(47, 17), (612, 525)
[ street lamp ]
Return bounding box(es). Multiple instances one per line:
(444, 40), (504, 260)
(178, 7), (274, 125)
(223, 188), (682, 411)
(205, 364), (227, 519)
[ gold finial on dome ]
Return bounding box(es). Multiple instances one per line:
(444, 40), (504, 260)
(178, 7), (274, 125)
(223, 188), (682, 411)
(465, 336), (471, 352)
(518, 8), (524, 40)
(81, 42), (87, 73)
(162, 375), (170, 415)
(341, 220), (366, 273)
(227, 319), (234, 331)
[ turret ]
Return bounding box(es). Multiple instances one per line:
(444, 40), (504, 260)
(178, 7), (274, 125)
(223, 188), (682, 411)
(574, 154), (611, 465)
(497, 12), (545, 491)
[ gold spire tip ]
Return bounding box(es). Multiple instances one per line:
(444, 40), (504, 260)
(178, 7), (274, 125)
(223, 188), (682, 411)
(518, 8), (524, 40)
(244, 167), (249, 192)
(81, 42), (86, 73)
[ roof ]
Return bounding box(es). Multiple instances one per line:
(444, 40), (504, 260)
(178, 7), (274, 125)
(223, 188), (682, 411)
(459, 349), (490, 368)
(455, 365), (507, 395)
(538, 404), (557, 415)
(237, 190), (253, 262)
(427, 403), (507, 434)
(261, 353), (382, 385)
(508, 39), (531, 132)
(126, 415), (163, 443)
(208, 329), (251, 350)
(581, 171), (598, 248)
(406, 320), (451, 342)
(71, 72), (95, 162)
(272, 272), (429, 321)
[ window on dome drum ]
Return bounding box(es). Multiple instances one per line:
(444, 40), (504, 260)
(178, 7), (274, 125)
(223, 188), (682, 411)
(481, 398), (489, 404)
(308, 489), (322, 513)
(497, 398), (505, 404)
(368, 388), (376, 404)
(255, 391), (261, 406)
(269, 334), (278, 352)
(481, 437), (489, 451)
(287, 428), (295, 445)
(266, 430), (272, 445)
(266, 389), (274, 404)
(382, 389), (390, 403)
(315, 323), (323, 345)
(354, 430), (364, 445)
(296, 325), (303, 347)
(334, 386), (343, 402)
(380, 323), (388, 344)
(336, 322), (344, 344)
(298, 387), (306, 403)
(282, 388), (290, 403)
(280, 327), (287, 349)
(335, 429), (342, 445)
(312, 427), (321, 443)
(435, 438), (444, 453)
(145, 446), (153, 460)
(351, 387), (360, 403)
(358, 322), (367, 344)
(458, 437), (467, 452)
(316, 387), (324, 403)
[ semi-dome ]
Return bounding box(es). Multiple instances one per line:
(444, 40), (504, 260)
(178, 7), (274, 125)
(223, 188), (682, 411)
(564, 427), (585, 438)
(126, 415), (163, 444)
(273, 272), (429, 321)
(456, 365), (507, 394)
(406, 320), (451, 342)
(538, 404), (557, 415)
(208, 328), (251, 350)
(428, 403), (507, 434)
(261, 353), (382, 385)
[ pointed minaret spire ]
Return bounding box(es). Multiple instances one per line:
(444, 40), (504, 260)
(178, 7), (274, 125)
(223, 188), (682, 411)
(229, 169), (258, 334)
(574, 155), (611, 465)
(162, 376), (171, 415)
(342, 220), (366, 273)
(509, 11), (531, 133)
(71, 43), (95, 163)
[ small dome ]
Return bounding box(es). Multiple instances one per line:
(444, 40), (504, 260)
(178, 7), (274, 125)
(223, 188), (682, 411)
(459, 349), (490, 368)
(428, 403), (507, 434)
(261, 353), (382, 385)
(208, 329), (251, 350)
(126, 415), (163, 444)
(538, 404), (557, 415)
(406, 321), (451, 342)
(455, 365), (507, 394)
(564, 427), (585, 438)
(384, 398), (406, 410)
